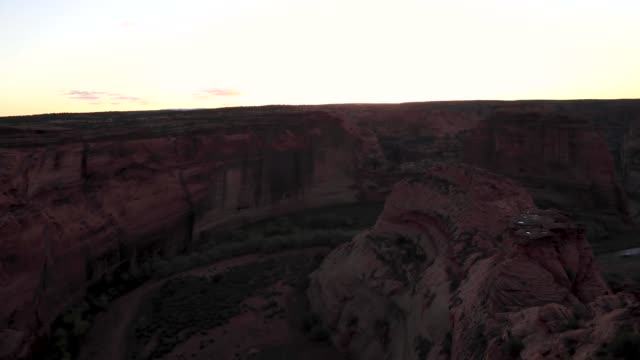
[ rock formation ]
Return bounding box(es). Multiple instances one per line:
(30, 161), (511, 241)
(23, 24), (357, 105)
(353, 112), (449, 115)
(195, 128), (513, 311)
(2, 100), (640, 357)
(461, 112), (629, 218)
(0, 110), (361, 357)
(308, 163), (640, 360)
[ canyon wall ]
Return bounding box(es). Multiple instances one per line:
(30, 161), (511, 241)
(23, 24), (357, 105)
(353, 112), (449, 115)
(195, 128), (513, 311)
(461, 112), (629, 217)
(327, 100), (640, 224)
(1, 100), (640, 357)
(0, 110), (361, 357)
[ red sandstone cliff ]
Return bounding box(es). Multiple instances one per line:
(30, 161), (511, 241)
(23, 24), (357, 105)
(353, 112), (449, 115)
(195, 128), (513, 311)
(325, 101), (640, 225)
(461, 112), (629, 218)
(0, 110), (362, 357)
(2, 100), (640, 358)
(308, 163), (639, 360)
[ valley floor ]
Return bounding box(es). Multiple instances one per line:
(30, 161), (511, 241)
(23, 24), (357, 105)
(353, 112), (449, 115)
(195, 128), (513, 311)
(78, 249), (343, 360)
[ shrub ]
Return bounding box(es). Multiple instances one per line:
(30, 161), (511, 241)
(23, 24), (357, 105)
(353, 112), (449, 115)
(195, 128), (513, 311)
(572, 303), (590, 320)
(263, 217), (296, 236)
(301, 313), (320, 333)
(608, 330), (640, 359)
(414, 335), (433, 359)
(470, 324), (488, 355)
(309, 325), (330, 342)
(563, 337), (578, 355)
(153, 227), (356, 278)
(563, 315), (580, 331)
(229, 229), (249, 242)
(302, 214), (355, 228)
(449, 277), (461, 292)
(502, 335), (525, 358)
(442, 331), (452, 355)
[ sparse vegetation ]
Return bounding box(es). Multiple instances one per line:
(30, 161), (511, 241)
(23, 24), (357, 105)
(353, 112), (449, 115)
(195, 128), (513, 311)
(263, 216), (297, 236)
(562, 315), (580, 331)
(130, 254), (323, 358)
(449, 276), (461, 292)
(564, 337), (578, 356)
(39, 203), (382, 360)
(469, 324), (488, 357)
(502, 335), (525, 358)
(442, 331), (452, 355)
(446, 266), (461, 292)
(597, 329), (640, 359)
(155, 203), (382, 277)
(414, 335), (432, 359)
(154, 228), (358, 278)
(300, 213), (355, 228)
(42, 264), (150, 360)
(309, 325), (331, 342)
(301, 313), (320, 333)
(298, 303), (331, 343)
(572, 303), (590, 319)
(368, 233), (428, 286)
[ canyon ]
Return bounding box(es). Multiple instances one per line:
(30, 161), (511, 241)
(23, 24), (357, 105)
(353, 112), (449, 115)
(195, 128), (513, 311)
(1, 100), (640, 358)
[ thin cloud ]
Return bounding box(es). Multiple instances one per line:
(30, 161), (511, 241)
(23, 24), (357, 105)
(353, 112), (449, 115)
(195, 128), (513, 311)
(63, 90), (147, 104)
(64, 90), (105, 100)
(120, 21), (134, 28)
(202, 88), (241, 96)
(110, 95), (141, 102)
(71, 95), (99, 100)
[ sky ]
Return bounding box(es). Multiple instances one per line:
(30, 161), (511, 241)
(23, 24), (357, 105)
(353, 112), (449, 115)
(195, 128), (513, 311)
(1, 0), (639, 116)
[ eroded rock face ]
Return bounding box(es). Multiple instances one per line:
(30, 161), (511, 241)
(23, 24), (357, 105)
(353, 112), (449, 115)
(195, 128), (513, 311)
(0, 111), (361, 356)
(308, 164), (639, 360)
(461, 112), (629, 218)
(2, 101), (640, 358)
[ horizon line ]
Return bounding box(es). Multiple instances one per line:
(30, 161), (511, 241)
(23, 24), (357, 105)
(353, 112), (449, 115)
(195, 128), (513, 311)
(3, 97), (640, 118)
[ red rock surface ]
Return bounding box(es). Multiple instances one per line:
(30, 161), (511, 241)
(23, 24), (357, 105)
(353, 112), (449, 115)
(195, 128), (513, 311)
(0, 110), (361, 357)
(308, 163), (639, 360)
(2, 100), (640, 357)
(461, 112), (629, 217)
(329, 101), (640, 224)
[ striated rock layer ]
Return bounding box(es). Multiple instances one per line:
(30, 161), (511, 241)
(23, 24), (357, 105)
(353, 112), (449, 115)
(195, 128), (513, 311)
(329, 100), (640, 223)
(461, 112), (630, 219)
(0, 110), (362, 358)
(2, 100), (640, 357)
(308, 163), (639, 360)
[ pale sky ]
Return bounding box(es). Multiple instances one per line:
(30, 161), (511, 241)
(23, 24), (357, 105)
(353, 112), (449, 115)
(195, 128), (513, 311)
(1, 0), (639, 116)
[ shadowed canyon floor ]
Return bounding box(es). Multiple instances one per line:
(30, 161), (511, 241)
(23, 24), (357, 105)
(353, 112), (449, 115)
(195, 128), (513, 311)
(39, 203), (381, 360)
(79, 249), (346, 360)
(2, 100), (640, 359)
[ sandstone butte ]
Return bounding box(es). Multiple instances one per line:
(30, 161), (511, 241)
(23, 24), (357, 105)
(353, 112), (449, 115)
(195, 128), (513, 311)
(1, 100), (640, 358)
(309, 163), (640, 360)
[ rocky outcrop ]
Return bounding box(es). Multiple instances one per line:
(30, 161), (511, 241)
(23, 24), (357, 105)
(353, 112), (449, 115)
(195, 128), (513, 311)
(0, 110), (361, 356)
(308, 163), (639, 360)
